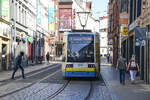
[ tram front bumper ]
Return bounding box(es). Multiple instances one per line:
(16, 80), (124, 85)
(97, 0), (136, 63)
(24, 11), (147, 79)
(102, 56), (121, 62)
(62, 68), (99, 77)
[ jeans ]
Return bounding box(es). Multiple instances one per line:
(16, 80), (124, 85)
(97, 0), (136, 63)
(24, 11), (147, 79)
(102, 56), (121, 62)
(12, 64), (25, 79)
(119, 69), (126, 83)
(129, 70), (137, 81)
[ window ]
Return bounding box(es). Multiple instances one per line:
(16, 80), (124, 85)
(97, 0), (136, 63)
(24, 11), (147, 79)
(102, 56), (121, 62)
(137, 0), (142, 17)
(22, 9), (24, 25)
(16, 3), (18, 20)
(25, 11), (26, 25)
(134, 0), (137, 20)
(130, 0), (133, 24)
(19, 6), (21, 22)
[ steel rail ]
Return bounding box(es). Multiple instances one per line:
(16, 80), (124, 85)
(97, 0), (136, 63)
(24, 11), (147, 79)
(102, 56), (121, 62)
(46, 79), (70, 100)
(84, 81), (93, 100)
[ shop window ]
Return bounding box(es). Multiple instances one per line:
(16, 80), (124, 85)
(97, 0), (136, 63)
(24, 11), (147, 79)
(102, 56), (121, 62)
(137, 0), (142, 17)
(130, 0), (133, 24)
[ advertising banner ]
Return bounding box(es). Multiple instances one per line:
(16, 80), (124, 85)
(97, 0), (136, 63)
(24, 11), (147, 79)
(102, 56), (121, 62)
(37, 3), (42, 23)
(48, 1), (55, 31)
(1, 0), (9, 21)
(59, 9), (72, 31)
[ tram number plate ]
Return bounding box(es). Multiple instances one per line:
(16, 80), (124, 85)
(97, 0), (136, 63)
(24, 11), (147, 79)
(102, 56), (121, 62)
(78, 64), (84, 67)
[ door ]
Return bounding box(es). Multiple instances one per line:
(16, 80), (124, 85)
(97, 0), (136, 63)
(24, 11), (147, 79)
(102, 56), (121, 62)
(141, 46), (144, 80)
(2, 44), (7, 70)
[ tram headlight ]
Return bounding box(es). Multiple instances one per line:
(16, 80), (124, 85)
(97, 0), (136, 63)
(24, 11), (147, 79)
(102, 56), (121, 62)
(88, 64), (95, 68)
(66, 64), (73, 68)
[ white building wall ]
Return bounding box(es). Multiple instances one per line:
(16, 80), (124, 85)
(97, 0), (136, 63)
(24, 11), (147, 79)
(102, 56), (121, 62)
(99, 17), (108, 56)
(27, 0), (37, 36)
(72, 0), (99, 33)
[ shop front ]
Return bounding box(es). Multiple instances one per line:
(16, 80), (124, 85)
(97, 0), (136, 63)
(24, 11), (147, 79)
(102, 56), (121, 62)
(0, 22), (10, 70)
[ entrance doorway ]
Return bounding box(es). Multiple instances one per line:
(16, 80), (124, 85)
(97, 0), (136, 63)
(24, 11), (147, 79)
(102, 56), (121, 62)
(1, 44), (7, 70)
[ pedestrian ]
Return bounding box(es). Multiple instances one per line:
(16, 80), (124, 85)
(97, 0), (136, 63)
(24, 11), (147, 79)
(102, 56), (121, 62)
(46, 52), (50, 64)
(12, 51), (25, 80)
(116, 55), (127, 85)
(127, 54), (140, 84)
(107, 53), (110, 63)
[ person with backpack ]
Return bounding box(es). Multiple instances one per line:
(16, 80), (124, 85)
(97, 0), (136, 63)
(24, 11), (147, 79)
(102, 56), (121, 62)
(116, 55), (127, 85)
(127, 54), (140, 84)
(12, 51), (25, 80)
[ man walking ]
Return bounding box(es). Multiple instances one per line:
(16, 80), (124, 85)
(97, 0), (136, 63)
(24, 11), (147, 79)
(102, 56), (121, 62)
(12, 52), (25, 80)
(116, 55), (127, 85)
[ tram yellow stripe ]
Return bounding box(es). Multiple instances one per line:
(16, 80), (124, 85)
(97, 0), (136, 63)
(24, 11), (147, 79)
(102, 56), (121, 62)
(62, 68), (96, 72)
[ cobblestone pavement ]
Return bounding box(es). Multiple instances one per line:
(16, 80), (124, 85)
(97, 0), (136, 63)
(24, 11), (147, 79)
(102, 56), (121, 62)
(0, 63), (112, 100)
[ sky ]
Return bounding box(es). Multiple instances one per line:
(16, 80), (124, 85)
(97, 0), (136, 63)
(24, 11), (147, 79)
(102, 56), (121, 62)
(88, 0), (109, 19)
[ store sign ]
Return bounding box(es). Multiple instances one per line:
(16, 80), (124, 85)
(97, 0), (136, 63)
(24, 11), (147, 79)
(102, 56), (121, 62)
(135, 27), (147, 46)
(1, 0), (9, 21)
(128, 22), (139, 32)
(48, 1), (55, 31)
(59, 9), (72, 31)
(121, 26), (128, 36)
(108, 39), (113, 45)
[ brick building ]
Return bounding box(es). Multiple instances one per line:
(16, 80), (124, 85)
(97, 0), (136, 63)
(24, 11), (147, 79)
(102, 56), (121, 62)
(108, 0), (129, 65)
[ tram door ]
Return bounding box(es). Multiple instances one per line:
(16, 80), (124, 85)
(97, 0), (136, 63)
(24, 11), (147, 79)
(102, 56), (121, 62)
(2, 44), (7, 70)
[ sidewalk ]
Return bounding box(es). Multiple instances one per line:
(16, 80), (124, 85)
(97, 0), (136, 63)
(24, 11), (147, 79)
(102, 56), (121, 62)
(0, 61), (60, 82)
(101, 65), (150, 100)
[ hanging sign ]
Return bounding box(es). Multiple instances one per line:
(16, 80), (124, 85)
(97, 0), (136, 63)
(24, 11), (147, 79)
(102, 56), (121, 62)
(121, 26), (128, 36)
(28, 36), (34, 43)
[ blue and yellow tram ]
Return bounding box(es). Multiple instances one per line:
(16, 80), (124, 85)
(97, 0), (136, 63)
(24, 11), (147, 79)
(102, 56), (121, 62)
(62, 31), (100, 78)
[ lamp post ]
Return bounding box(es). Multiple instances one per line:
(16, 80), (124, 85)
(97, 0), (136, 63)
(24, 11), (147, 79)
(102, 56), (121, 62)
(11, 0), (17, 69)
(77, 12), (90, 30)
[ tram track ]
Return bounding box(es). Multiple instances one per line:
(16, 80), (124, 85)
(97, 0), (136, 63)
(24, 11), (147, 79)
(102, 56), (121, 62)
(46, 78), (94, 100)
(46, 79), (70, 100)
(84, 81), (93, 100)
(0, 64), (61, 99)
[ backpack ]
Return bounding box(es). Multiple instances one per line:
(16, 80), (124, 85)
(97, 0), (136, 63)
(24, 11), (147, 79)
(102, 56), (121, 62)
(130, 60), (136, 68)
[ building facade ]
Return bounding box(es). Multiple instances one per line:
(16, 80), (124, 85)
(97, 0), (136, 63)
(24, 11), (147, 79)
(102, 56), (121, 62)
(0, 0), (11, 70)
(10, 0), (29, 67)
(99, 16), (108, 57)
(108, 0), (129, 65)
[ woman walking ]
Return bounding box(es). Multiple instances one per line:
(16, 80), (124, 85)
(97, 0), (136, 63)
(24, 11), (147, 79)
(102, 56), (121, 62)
(127, 54), (140, 84)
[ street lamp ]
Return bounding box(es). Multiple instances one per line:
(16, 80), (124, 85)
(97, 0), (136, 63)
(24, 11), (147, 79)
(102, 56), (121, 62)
(77, 11), (90, 30)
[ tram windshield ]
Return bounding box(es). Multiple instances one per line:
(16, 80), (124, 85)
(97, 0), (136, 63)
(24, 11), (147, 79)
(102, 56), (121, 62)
(67, 34), (94, 62)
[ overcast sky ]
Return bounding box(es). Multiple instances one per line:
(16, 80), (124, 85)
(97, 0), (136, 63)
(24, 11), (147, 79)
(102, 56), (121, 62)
(88, 0), (109, 19)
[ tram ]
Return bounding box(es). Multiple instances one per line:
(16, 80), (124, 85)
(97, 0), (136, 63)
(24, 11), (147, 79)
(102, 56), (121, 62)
(62, 30), (100, 78)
